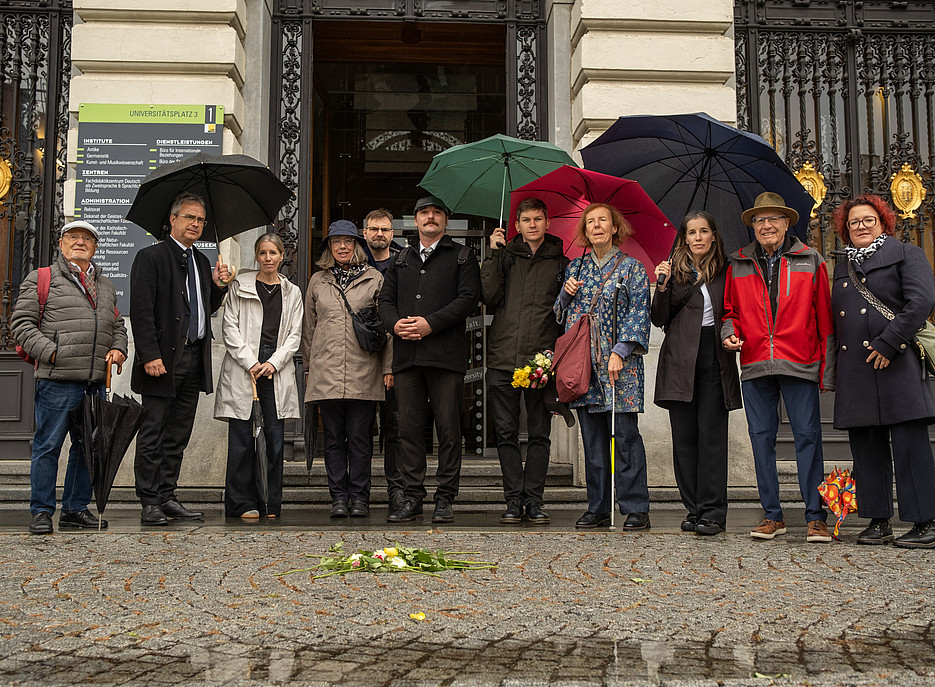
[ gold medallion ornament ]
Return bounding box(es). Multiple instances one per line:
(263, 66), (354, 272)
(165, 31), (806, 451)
(794, 162), (827, 219)
(890, 163), (926, 219)
(0, 158), (11, 204)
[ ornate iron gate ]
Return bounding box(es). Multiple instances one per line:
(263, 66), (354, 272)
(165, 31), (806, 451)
(268, 0), (547, 288)
(0, 0), (72, 457)
(735, 0), (935, 257)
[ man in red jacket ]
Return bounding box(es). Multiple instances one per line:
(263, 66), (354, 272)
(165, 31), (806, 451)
(722, 192), (835, 543)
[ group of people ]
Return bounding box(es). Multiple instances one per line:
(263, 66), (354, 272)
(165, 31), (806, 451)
(12, 183), (935, 549)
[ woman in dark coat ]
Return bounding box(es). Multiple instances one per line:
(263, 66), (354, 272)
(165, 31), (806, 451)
(831, 193), (935, 548)
(651, 211), (741, 536)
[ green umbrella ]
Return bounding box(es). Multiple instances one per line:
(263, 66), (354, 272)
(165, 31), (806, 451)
(419, 134), (576, 227)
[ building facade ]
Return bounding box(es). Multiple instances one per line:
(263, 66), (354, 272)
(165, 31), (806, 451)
(1, 0), (933, 492)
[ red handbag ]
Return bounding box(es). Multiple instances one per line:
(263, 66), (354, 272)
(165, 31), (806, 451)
(552, 253), (626, 404)
(552, 313), (593, 403)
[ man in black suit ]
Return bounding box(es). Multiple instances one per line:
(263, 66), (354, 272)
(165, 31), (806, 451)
(378, 196), (481, 524)
(130, 192), (229, 525)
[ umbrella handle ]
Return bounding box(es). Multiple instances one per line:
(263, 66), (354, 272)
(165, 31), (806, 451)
(106, 362), (113, 398)
(250, 375), (259, 402)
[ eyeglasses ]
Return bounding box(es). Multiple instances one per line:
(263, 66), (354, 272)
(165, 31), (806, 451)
(175, 213), (206, 225)
(751, 215), (788, 227)
(365, 226), (393, 233)
(330, 237), (357, 247)
(847, 216), (878, 229)
(62, 233), (96, 243)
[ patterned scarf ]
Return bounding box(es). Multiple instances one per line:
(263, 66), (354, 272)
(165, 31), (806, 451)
(331, 263), (365, 290)
(67, 261), (97, 308)
(844, 234), (886, 265)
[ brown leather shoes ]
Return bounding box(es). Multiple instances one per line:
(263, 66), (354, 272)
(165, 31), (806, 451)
(750, 518), (786, 540)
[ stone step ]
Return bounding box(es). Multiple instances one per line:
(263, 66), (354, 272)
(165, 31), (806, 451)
(282, 460), (575, 487)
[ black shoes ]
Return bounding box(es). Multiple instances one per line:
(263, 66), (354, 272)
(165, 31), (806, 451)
(349, 500), (369, 517)
(161, 500), (204, 520)
(575, 511), (610, 528)
(60, 510), (107, 529)
(856, 518), (894, 545)
(29, 511), (53, 535)
(388, 491), (405, 513)
(329, 500), (349, 518)
(500, 500), (524, 524)
(387, 500), (423, 522)
(525, 501), (550, 525)
(681, 515), (698, 532)
(623, 512), (651, 530)
(432, 498), (454, 524)
(894, 520), (935, 549)
(695, 519), (723, 536)
(141, 504), (169, 526)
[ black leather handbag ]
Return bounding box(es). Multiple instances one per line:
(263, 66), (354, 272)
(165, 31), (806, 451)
(335, 286), (386, 353)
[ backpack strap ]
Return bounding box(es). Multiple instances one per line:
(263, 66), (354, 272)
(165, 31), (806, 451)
(394, 246), (412, 268)
(457, 245), (472, 265)
(36, 266), (51, 326)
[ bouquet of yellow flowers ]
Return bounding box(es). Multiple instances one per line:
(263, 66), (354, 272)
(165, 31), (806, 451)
(512, 350), (553, 389)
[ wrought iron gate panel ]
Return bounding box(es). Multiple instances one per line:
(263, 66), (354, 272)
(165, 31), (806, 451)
(0, 0), (71, 349)
(736, 1), (935, 257)
(269, 0), (546, 287)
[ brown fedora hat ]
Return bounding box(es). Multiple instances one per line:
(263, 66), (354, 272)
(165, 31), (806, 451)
(741, 191), (799, 227)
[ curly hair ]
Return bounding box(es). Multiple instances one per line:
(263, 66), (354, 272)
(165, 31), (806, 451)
(573, 203), (633, 249)
(669, 211), (727, 285)
(832, 194), (896, 244)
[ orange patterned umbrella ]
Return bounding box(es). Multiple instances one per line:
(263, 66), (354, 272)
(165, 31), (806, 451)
(817, 467), (857, 539)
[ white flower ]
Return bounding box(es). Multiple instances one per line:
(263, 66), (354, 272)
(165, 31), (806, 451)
(349, 553), (362, 561)
(389, 556), (407, 568)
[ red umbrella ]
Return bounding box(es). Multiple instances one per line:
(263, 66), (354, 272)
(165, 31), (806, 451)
(507, 166), (675, 281)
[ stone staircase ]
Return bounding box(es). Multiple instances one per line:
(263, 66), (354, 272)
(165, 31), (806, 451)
(0, 456), (847, 511)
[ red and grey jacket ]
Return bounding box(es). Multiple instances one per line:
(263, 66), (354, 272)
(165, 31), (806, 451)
(720, 237), (835, 390)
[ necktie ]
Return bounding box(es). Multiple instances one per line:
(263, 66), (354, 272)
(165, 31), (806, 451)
(186, 248), (200, 342)
(421, 246), (433, 262)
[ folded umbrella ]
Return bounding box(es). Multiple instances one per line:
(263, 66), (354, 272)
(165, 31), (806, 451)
(419, 134), (576, 226)
(818, 466), (857, 539)
(508, 165), (675, 280)
(580, 112), (815, 253)
(127, 152), (293, 243)
(68, 365), (147, 528)
(250, 377), (270, 512)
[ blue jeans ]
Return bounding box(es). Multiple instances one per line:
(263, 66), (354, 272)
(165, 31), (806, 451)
(577, 410), (649, 515)
(741, 375), (827, 523)
(31, 380), (103, 515)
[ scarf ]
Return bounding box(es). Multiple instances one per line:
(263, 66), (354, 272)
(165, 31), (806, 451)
(67, 262), (97, 308)
(844, 234), (887, 265)
(331, 263), (365, 291)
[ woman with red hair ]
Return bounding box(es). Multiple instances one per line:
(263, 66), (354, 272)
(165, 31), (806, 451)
(831, 193), (935, 548)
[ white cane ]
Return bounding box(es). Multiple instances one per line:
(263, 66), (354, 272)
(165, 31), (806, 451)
(609, 276), (624, 531)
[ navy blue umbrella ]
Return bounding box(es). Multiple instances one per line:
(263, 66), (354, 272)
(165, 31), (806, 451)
(580, 112), (815, 253)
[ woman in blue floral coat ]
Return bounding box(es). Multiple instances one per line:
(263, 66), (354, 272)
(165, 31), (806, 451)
(554, 203), (651, 529)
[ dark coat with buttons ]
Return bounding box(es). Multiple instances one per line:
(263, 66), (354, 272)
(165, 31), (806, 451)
(129, 239), (225, 397)
(379, 234), (481, 374)
(831, 236), (935, 428)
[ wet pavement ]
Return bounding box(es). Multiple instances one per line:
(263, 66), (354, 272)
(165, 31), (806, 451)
(1, 505), (934, 686)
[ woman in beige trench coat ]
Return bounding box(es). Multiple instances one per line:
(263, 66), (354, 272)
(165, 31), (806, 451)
(303, 220), (392, 518)
(215, 233), (304, 518)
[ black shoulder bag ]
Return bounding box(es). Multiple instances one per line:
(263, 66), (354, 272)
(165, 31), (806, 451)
(335, 285), (386, 353)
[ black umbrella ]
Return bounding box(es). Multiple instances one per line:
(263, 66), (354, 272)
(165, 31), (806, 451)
(303, 402), (318, 483)
(69, 367), (147, 527)
(250, 377), (270, 511)
(580, 112), (816, 253)
(126, 152), (293, 243)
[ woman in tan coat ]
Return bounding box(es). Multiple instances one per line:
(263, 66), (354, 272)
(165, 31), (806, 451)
(303, 220), (392, 518)
(215, 233), (304, 519)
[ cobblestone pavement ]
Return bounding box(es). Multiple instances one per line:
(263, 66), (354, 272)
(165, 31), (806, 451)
(1, 509), (934, 686)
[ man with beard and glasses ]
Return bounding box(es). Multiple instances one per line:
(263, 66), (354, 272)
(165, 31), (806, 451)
(378, 196), (480, 524)
(362, 208), (405, 512)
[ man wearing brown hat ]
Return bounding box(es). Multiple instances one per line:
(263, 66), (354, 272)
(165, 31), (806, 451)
(378, 195), (481, 523)
(722, 191), (835, 543)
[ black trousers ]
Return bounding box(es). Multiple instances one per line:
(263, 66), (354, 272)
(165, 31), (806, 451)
(319, 399), (376, 503)
(394, 367), (463, 503)
(849, 419), (935, 524)
(486, 367), (551, 505)
(135, 341), (204, 507)
(378, 387), (404, 497)
(225, 374), (284, 517)
(667, 326), (729, 527)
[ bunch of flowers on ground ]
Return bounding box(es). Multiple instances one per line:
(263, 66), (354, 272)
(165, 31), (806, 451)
(512, 350), (553, 389)
(277, 541), (497, 579)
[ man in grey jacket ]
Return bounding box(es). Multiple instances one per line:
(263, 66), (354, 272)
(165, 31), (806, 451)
(482, 198), (568, 524)
(12, 220), (128, 535)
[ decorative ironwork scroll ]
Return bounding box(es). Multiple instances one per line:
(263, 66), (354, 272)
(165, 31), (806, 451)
(0, 1), (72, 349)
(735, 1), (935, 257)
